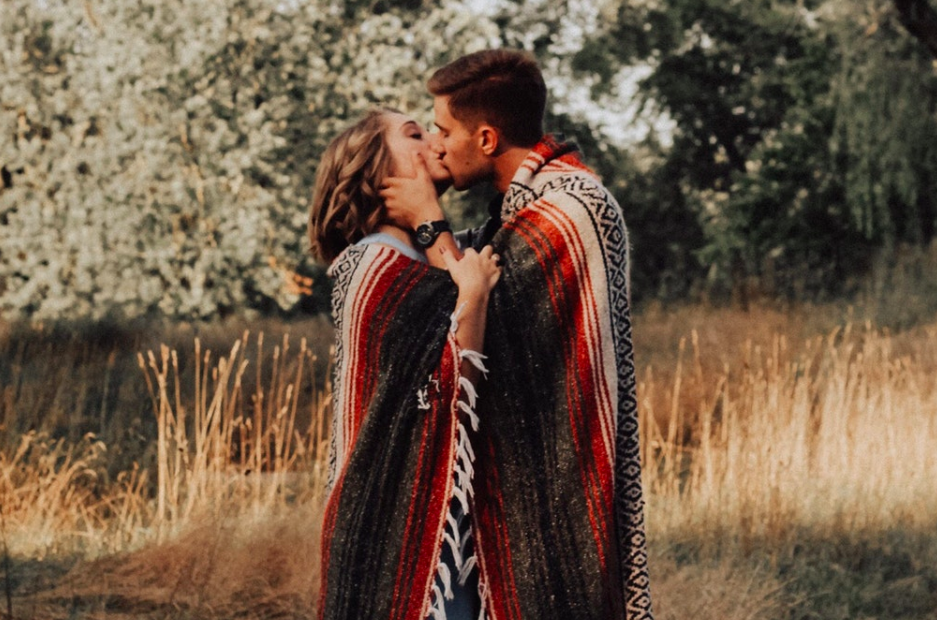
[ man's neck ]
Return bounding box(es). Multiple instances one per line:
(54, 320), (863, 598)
(491, 145), (533, 194)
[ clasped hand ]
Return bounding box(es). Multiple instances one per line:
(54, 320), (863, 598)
(443, 246), (501, 299)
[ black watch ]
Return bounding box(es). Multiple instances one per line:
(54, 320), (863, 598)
(414, 220), (451, 249)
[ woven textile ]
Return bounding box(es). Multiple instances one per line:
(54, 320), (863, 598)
(468, 137), (654, 619)
(318, 137), (653, 620)
(320, 244), (482, 620)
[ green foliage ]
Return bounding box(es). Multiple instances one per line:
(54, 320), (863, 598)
(5, 0), (937, 318)
(831, 7), (937, 246)
(0, 0), (499, 321)
(582, 0), (937, 301)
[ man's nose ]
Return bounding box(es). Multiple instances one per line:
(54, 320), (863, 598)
(428, 134), (445, 154)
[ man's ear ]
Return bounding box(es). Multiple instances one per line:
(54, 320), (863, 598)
(478, 125), (500, 156)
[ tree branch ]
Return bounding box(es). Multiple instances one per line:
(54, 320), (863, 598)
(893, 0), (937, 57)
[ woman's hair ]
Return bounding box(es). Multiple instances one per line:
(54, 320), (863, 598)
(428, 49), (545, 148)
(308, 109), (397, 264)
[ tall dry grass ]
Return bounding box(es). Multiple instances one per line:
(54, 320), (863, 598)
(640, 320), (937, 552)
(0, 328), (331, 556)
(1, 306), (936, 618)
(137, 332), (331, 535)
(1, 328), (332, 618)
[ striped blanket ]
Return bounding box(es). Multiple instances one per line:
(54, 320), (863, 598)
(318, 137), (652, 620)
(320, 246), (475, 619)
(463, 137), (653, 619)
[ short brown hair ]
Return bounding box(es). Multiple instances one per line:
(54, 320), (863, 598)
(428, 49), (545, 148)
(308, 110), (397, 264)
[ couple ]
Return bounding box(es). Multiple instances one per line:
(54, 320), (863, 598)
(309, 49), (653, 620)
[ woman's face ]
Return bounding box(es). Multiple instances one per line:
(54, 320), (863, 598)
(383, 112), (451, 185)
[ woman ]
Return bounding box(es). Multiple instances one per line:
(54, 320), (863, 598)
(309, 109), (498, 620)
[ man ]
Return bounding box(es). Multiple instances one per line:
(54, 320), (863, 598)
(382, 49), (653, 620)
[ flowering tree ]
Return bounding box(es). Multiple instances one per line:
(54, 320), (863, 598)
(0, 0), (499, 321)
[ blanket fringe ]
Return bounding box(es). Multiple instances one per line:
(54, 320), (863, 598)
(426, 346), (488, 620)
(459, 350), (489, 376)
(449, 303), (467, 334)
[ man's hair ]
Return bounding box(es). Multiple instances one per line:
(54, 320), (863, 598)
(308, 109), (397, 264)
(428, 49), (545, 148)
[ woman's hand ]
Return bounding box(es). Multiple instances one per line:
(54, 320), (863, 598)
(442, 245), (501, 300)
(380, 152), (446, 231)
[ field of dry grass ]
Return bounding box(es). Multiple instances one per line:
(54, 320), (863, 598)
(1, 303), (936, 619)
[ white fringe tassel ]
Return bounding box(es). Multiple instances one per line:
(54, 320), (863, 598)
(459, 350), (489, 376)
(449, 302), (467, 334)
(426, 346), (489, 620)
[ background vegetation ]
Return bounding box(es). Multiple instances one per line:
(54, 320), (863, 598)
(4, 0), (937, 320)
(2, 0), (937, 617)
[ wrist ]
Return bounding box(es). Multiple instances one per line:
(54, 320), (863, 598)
(457, 287), (490, 306)
(409, 203), (445, 229)
(414, 219), (451, 250)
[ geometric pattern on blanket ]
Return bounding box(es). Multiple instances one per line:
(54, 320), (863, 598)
(469, 136), (654, 620)
(320, 245), (485, 620)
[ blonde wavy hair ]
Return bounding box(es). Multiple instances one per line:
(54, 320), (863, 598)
(308, 109), (399, 264)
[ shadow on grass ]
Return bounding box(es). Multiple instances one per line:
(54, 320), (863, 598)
(778, 528), (937, 620)
(1, 502), (322, 620)
(651, 525), (937, 620)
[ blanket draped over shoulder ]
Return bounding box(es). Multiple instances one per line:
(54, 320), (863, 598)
(467, 137), (653, 620)
(319, 137), (652, 620)
(320, 245), (471, 620)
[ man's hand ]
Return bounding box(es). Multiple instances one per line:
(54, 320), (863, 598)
(380, 151), (446, 231)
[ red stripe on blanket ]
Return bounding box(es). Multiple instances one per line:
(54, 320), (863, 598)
(317, 470), (346, 619)
(348, 250), (427, 449)
(507, 208), (616, 574)
(390, 342), (460, 620)
(533, 200), (617, 459)
(530, 137), (594, 173)
(388, 371), (438, 620)
(474, 435), (523, 620)
(344, 250), (398, 451)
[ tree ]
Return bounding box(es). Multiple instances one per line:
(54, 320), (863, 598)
(0, 0), (500, 321)
(575, 0), (937, 301)
(893, 0), (937, 56)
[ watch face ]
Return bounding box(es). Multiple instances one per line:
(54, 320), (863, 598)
(416, 225), (435, 247)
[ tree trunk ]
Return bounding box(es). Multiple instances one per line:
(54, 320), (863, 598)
(894, 0), (937, 57)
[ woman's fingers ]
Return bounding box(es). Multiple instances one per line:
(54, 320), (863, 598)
(441, 246), (459, 271)
(411, 151), (430, 180)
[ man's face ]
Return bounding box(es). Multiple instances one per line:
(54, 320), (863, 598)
(432, 96), (493, 191)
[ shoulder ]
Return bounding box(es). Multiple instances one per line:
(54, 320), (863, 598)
(505, 171), (630, 259)
(514, 168), (621, 223)
(354, 232), (426, 264)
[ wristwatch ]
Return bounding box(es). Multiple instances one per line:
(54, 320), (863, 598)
(414, 220), (451, 249)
